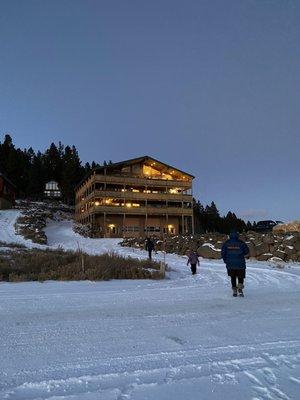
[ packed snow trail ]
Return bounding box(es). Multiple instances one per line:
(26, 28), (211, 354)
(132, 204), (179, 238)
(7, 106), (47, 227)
(1, 209), (300, 399)
(0, 276), (300, 400)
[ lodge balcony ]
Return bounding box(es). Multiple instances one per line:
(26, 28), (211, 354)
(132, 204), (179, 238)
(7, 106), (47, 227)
(78, 205), (193, 218)
(76, 173), (192, 195)
(80, 190), (192, 203)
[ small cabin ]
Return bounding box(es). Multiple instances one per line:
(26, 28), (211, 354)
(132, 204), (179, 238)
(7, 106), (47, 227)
(44, 181), (62, 199)
(0, 173), (16, 209)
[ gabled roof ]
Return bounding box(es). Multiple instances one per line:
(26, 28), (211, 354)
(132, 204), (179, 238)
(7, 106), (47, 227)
(94, 156), (195, 178)
(75, 156), (194, 190)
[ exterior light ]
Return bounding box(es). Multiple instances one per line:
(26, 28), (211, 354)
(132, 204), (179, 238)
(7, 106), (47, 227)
(126, 203), (132, 208)
(95, 201), (100, 206)
(108, 224), (115, 229)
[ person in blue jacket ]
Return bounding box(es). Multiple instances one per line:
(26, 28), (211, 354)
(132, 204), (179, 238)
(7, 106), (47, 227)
(221, 231), (249, 297)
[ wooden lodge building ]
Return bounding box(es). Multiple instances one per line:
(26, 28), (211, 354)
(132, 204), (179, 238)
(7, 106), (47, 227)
(0, 173), (16, 209)
(75, 156), (195, 238)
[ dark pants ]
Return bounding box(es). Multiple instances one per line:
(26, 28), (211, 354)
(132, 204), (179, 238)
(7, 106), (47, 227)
(190, 264), (197, 275)
(148, 249), (153, 260)
(231, 276), (244, 288)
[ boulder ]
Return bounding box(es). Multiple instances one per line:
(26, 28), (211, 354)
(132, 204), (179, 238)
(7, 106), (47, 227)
(282, 235), (297, 245)
(273, 221), (300, 233)
(284, 245), (295, 257)
(214, 241), (224, 250)
(255, 242), (270, 256)
(246, 242), (257, 257)
(273, 249), (287, 261)
(257, 253), (273, 261)
(295, 240), (300, 252)
(197, 244), (222, 259)
(262, 234), (275, 245)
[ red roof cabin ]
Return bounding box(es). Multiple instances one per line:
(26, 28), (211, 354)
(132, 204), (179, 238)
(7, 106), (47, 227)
(0, 173), (16, 209)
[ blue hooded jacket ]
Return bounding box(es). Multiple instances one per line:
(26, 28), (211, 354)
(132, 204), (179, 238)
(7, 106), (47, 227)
(221, 231), (249, 270)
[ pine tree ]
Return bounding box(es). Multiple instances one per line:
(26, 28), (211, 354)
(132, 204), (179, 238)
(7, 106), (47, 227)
(61, 146), (85, 204)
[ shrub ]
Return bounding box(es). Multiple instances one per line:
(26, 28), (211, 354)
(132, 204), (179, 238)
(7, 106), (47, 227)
(0, 249), (163, 282)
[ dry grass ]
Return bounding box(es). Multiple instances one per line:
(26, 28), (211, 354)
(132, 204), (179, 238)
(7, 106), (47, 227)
(0, 248), (163, 282)
(0, 241), (26, 249)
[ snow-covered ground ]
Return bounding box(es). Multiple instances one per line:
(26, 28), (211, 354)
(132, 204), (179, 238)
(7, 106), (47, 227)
(0, 209), (300, 399)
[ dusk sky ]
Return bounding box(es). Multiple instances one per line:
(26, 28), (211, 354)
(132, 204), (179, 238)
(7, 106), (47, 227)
(1, 0), (299, 221)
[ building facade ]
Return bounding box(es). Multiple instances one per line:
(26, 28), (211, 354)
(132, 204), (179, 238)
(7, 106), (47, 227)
(0, 173), (16, 209)
(75, 156), (194, 238)
(44, 181), (62, 199)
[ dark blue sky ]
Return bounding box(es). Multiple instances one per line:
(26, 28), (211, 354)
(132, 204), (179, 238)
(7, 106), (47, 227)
(1, 0), (299, 221)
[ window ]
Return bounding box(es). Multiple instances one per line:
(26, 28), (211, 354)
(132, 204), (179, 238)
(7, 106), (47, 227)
(145, 226), (161, 232)
(122, 226), (140, 232)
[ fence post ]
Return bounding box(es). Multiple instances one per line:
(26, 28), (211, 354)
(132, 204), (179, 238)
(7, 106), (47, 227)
(160, 260), (165, 278)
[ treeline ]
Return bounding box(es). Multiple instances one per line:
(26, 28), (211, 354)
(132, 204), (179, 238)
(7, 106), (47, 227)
(193, 200), (254, 234)
(0, 134), (98, 203)
(1, 134), (253, 231)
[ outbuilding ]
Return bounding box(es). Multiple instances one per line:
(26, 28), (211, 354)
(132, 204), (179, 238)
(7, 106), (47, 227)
(0, 173), (16, 209)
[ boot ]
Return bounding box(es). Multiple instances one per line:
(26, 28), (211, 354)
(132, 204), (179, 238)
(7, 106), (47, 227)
(237, 283), (244, 297)
(232, 287), (238, 297)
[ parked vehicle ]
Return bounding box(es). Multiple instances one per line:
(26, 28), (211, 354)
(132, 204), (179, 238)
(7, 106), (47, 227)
(255, 220), (283, 232)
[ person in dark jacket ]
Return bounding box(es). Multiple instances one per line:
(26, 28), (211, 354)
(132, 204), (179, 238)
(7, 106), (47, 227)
(145, 237), (155, 260)
(187, 249), (200, 275)
(221, 231), (249, 297)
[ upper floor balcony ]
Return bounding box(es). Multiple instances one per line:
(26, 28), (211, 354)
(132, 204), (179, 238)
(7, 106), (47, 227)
(79, 189), (192, 204)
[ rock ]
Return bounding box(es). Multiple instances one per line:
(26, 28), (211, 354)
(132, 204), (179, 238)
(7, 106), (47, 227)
(246, 242), (257, 257)
(255, 242), (270, 256)
(282, 235), (297, 245)
(295, 240), (300, 252)
(262, 234), (275, 245)
(273, 249), (287, 260)
(256, 253), (273, 261)
(214, 241), (224, 250)
(284, 245), (295, 256)
(197, 244), (222, 259)
(268, 257), (285, 268)
(273, 221), (300, 233)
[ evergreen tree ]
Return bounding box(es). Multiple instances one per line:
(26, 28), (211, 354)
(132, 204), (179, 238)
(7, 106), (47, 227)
(61, 145), (85, 204)
(246, 221), (253, 231)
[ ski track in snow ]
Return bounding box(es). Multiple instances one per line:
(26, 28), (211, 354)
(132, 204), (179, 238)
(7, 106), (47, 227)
(0, 210), (300, 399)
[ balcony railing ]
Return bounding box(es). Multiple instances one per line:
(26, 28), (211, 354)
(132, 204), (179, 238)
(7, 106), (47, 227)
(81, 190), (192, 203)
(78, 205), (193, 217)
(76, 173), (192, 195)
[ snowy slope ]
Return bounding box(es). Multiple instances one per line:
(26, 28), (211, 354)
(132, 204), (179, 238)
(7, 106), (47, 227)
(0, 210), (45, 249)
(0, 209), (300, 399)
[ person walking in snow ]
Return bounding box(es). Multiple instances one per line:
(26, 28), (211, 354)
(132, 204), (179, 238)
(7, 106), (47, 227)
(221, 231), (250, 297)
(145, 237), (155, 260)
(187, 249), (200, 275)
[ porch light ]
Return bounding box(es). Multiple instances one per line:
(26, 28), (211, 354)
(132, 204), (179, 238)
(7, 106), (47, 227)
(108, 224), (115, 229)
